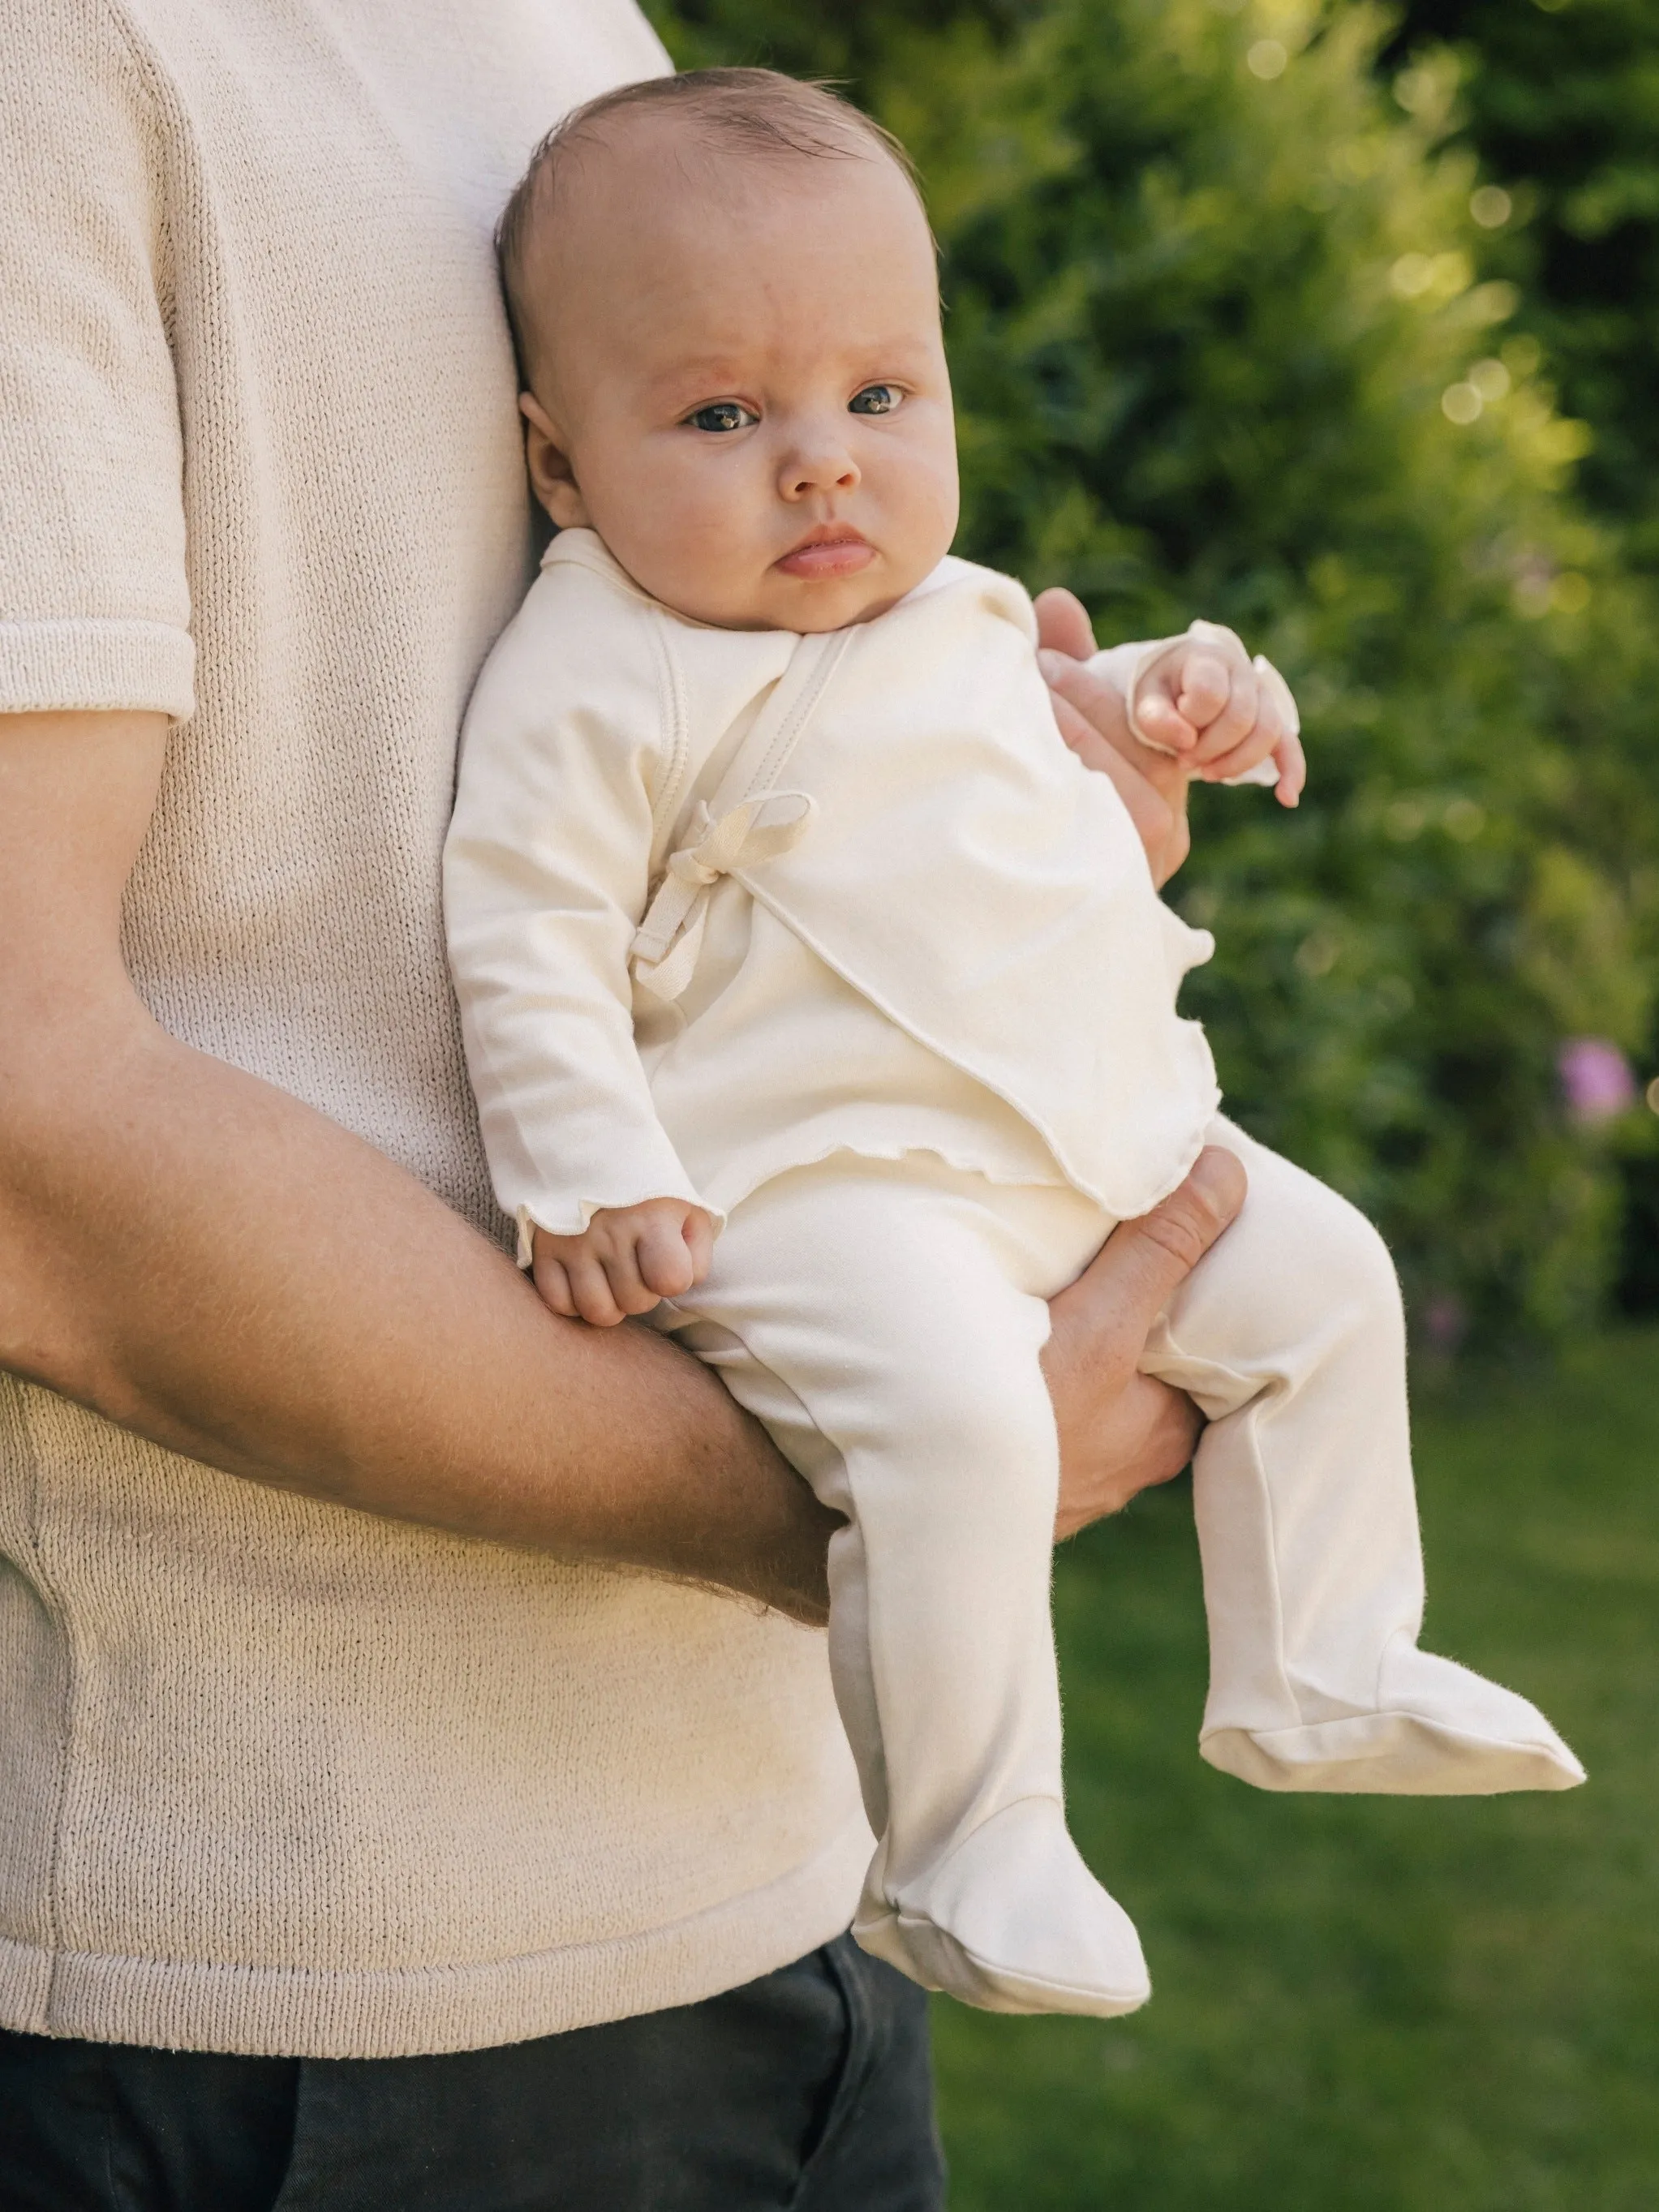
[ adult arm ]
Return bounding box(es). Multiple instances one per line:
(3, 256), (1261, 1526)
(0, 711), (1240, 1622)
(0, 709), (836, 1613)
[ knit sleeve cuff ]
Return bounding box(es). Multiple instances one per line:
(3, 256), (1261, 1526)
(0, 617), (196, 719)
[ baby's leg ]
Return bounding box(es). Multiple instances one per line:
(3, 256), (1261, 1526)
(1143, 1119), (1584, 1794)
(660, 1156), (1150, 2017)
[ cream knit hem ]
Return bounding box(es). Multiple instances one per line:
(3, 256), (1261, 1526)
(0, 617), (196, 719)
(0, 1815), (872, 2060)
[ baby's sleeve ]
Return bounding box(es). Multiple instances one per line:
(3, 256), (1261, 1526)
(444, 573), (707, 1252)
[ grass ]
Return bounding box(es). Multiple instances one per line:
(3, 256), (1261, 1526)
(932, 1327), (1659, 2210)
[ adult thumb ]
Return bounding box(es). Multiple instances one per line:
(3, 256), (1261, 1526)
(1057, 1146), (1246, 1338)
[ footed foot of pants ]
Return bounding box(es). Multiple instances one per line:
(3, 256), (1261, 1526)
(851, 1798), (1151, 2018)
(1201, 1637), (1586, 1796)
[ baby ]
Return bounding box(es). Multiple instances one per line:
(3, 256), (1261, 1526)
(445, 69), (1583, 2020)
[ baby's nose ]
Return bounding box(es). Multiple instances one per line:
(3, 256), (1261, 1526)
(780, 440), (861, 497)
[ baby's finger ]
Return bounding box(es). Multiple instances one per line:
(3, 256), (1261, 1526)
(1133, 685), (1200, 755)
(1171, 651), (1231, 733)
(1184, 659), (1259, 764)
(635, 1215), (698, 1299)
(1124, 672), (1203, 761)
(684, 1210), (716, 1285)
(1272, 728), (1307, 808)
(531, 1254), (577, 1318)
(1197, 718), (1279, 786)
(596, 1237), (665, 1317)
(564, 1250), (628, 1327)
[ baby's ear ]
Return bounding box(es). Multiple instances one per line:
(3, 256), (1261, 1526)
(519, 392), (590, 530)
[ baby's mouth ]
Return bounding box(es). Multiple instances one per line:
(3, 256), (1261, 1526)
(775, 526), (876, 581)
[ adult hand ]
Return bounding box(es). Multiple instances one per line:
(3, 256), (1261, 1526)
(1043, 1145), (1247, 1539)
(1034, 586), (1193, 886)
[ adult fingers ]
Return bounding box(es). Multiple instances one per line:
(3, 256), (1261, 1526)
(1038, 646), (1134, 761)
(1051, 691), (1183, 872)
(1045, 679), (1125, 775)
(1039, 652), (1192, 886)
(1056, 1146), (1247, 1345)
(1052, 1373), (1201, 1539)
(1033, 584), (1097, 662)
(1112, 1145), (1248, 1308)
(1042, 1155), (1243, 1540)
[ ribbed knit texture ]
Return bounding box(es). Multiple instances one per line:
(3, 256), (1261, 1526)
(0, 0), (868, 2060)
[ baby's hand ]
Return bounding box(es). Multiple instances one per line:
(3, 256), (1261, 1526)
(531, 1199), (715, 1326)
(1135, 625), (1307, 808)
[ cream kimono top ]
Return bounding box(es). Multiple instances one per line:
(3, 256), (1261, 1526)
(444, 530), (1221, 1251)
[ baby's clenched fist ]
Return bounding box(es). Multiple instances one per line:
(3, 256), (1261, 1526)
(531, 1198), (715, 1327)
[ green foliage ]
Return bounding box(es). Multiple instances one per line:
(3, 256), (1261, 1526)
(934, 1329), (1659, 2207)
(1389, 0), (1659, 568)
(1381, 0), (1659, 1306)
(647, 0), (1659, 1338)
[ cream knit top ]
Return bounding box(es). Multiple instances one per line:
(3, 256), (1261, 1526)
(0, 0), (873, 2060)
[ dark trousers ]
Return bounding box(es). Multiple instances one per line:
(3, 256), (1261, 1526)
(0, 1934), (944, 2210)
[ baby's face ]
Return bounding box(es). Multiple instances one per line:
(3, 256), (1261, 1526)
(517, 125), (960, 632)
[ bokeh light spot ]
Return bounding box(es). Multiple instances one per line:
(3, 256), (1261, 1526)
(1470, 185), (1513, 228)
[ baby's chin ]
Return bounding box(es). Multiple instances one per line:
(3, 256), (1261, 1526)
(727, 556), (937, 635)
(759, 579), (906, 634)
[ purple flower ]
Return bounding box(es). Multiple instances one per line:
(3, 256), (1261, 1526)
(1422, 1293), (1467, 1355)
(1558, 1037), (1636, 1125)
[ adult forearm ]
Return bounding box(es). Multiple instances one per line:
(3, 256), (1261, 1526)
(1, 705), (1224, 1637)
(0, 1002), (837, 1620)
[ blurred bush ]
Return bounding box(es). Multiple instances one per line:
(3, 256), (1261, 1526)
(647, 0), (1659, 1340)
(1388, 0), (1659, 570)
(1382, 0), (1659, 1308)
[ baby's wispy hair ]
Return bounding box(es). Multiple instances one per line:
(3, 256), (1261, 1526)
(496, 67), (927, 390)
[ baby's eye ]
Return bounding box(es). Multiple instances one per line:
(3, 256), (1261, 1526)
(849, 384), (902, 416)
(686, 400), (759, 434)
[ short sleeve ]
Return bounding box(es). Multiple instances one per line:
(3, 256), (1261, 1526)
(0, 2), (193, 718)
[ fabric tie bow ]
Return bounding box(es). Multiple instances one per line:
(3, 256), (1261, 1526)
(630, 792), (816, 1003)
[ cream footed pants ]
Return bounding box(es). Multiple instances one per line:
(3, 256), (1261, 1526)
(659, 1120), (1582, 2020)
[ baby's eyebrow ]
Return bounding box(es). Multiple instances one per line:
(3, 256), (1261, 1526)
(642, 334), (940, 415)
(646, 359), (753, 407)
